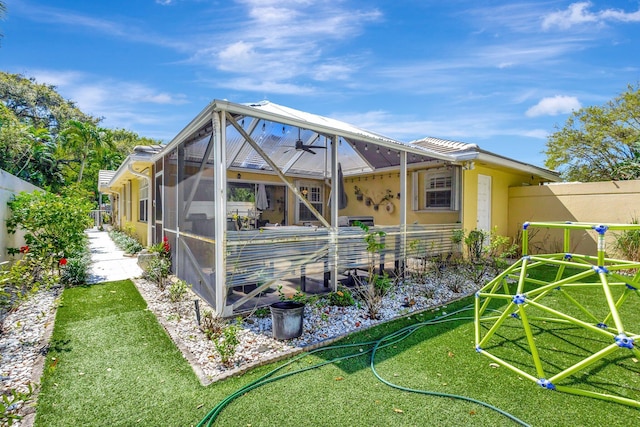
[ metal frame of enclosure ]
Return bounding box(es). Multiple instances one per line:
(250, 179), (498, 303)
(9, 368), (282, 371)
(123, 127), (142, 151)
(150, 100), (462, 316)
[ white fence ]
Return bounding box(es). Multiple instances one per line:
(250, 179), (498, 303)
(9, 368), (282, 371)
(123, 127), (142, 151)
(0, 170), (42, 263)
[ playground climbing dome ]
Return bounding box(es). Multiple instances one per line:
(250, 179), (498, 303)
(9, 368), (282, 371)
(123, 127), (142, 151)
(475, 221), (640, 407)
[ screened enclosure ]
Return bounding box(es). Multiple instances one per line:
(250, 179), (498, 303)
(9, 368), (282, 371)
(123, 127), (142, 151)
(150, 100), (462, 316)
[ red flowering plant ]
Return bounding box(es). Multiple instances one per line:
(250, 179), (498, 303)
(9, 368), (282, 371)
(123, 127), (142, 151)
(149, 236), (172, 261)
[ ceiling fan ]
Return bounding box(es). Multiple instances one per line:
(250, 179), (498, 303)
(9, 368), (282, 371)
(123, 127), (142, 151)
(285, 128), (327, 155)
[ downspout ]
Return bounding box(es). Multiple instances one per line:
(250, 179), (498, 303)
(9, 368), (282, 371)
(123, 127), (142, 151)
(127, 164), (152, 246)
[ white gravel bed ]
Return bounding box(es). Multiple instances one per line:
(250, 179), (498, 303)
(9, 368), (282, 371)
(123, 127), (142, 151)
(1, 286), (61, 424)
(133, 274), (479, 384)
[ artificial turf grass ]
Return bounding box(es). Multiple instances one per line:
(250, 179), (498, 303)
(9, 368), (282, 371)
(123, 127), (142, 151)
(34, 280), (252, 426)
(35, 276), (640, 426)
(213, 269), (640, 426)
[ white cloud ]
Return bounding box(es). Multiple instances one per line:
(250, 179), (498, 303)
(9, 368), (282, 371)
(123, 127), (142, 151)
(526, 96), (581, 117)
(28, 69), (188, 131)
(189, 1), (382, 93)
(542, 2), (640, 30)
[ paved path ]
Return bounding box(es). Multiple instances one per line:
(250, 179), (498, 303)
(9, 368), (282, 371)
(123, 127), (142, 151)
(86, 228), (143, 283)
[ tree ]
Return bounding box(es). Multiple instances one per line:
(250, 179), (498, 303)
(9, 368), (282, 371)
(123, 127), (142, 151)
(0, 72), (96, 134)
(60, 120), (114, 182)
(0, 104), (64, 190)
(1, 71), (161, 197)
(544, 84), (640, 182)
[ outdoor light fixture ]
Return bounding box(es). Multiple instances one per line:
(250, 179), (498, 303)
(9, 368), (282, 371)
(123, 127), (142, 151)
(387, 149), (391, 155)
(237, 173), (241, 179)
(376, 147), (380, 154)
(364, 144), (368, 151)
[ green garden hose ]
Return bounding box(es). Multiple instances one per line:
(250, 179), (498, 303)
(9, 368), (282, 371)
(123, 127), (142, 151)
(197, 307), (530, 427)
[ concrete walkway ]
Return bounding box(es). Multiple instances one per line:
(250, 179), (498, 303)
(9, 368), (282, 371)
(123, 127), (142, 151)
(86, 228), (143, 283)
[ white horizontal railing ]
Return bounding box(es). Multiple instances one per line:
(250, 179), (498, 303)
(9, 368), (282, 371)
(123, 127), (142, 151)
(224, 223), (462, 289)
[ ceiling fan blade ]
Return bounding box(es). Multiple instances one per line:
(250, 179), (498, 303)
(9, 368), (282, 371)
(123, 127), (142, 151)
(304, 147), (317, 155)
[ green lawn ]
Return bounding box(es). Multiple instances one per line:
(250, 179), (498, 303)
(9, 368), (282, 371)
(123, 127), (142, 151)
(35, 276), (640, 426)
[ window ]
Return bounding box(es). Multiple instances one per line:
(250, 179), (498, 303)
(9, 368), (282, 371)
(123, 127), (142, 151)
(296, 181), (323, 223)
(414, 167), (459, 211)
(139, 180), (149, 222)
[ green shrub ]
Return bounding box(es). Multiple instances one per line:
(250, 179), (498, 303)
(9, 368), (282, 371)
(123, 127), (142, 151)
(168, 279), (190, 302)
(6, 187), (93, 260)
(109, 229), (144, 255)
(465, 229), (486, 262)
(144, 256), (171, 290)
(60, 255), (90, 287)
(0, 257), (55, 310)
(328, 287), (355, 307)
(613, 218), (640, 262)
(1, 383), (34, 426)
(214, 319), (241, 366)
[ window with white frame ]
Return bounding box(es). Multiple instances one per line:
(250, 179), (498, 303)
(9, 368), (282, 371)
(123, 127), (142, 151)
(296, 181), (323, 223)
(139, 180), (149, 222)
(414, 167), (459, 211)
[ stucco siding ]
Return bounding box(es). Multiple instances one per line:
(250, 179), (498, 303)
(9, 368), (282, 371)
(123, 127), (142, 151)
(508, 180), (640, 256)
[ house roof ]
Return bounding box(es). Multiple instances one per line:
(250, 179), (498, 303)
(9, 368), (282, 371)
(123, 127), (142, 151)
(98, 170), (116, 188)
(411, 137), (560, 182)
(103, 101), (559, 188)
(103, 145), (163, 189)
(155, 100), (455, 179)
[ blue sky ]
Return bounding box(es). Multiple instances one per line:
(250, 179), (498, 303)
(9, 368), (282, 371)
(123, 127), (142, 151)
(2, 0), (640, 168)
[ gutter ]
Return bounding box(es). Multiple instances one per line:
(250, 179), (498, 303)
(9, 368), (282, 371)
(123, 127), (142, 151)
(454, 151), (560, 182)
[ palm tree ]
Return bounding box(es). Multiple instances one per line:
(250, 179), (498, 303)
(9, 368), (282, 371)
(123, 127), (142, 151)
(60, 120), (114, 182)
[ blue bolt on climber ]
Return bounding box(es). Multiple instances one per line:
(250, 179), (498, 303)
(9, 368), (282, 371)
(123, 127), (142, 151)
(593, 224), (609, 235)
(512, 294), (526, 305)
(537, 378), (556, 390)
(615, 334), (635, 349)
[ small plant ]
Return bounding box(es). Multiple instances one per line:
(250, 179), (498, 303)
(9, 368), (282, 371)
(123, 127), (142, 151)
(200, 310), (225, 341)
(465, 229), (486, 262)
(253, 307), (270, 318)
(144, 256), (171, 290)
(1, 383), (34, 426)
(445, 275), (465, 293)
(168, 279), (190, 302)
(277, 285), (308, 304)
(149, 236), (171, 261)
(423, 283), (437, 300)
(60, 255), (90, 287)
(613, 218), (640, 263)
(328, 287), (355, 307)
(109, 228), (144, 255)
(214, 318), (241, 367)
(351, 221), (395, 319)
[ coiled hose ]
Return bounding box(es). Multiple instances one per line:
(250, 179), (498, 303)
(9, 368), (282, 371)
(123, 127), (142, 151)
(197, 306), (530, 427)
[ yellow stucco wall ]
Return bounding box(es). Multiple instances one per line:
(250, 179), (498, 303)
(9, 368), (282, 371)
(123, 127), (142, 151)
(341, 171), (459, 225)
(462, 164), (545, 237)
(120, 178), (150, 246)
(508, 180), (640, 256)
